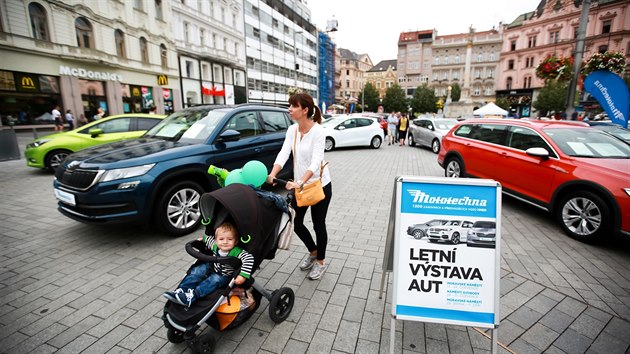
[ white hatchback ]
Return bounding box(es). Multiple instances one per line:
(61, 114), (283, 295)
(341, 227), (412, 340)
(321, 114), (384, 151)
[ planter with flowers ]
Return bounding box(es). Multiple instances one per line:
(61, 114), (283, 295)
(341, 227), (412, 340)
(581, 51), (626, 76)
(535, 54), (574, 82)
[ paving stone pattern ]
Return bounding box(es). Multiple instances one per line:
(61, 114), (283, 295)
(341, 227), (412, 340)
(1, 132), (629, 353)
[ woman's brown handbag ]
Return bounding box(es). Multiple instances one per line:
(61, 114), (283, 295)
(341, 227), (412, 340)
(293, 130), (328, 207)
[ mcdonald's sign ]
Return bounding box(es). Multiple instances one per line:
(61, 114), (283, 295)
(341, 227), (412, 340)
(15, 73), (39, 92)
(157, 75), (168, 86)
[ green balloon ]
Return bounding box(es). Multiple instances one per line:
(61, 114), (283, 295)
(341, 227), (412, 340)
(242, 160), (268, 188)
(225, 168), (244, 186)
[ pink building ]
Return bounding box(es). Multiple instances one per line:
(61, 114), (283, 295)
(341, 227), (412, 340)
(496, 0), (630, 118)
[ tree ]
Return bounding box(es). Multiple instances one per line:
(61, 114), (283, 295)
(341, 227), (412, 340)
(382, 84), (407, 113)
(360, 82), (380, 113)
(495, 97), (510, 110)
(533, 80), (568, 116)
(410, 84), (438, 114)
(450, 83), (461, 102)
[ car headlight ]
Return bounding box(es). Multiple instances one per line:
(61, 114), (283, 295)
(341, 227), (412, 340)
(27, 139), (51, 148)
(100, 164), (155, 182)
(625, 188), (630, 197)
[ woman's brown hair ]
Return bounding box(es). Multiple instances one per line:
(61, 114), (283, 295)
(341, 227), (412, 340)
(288, 92), (322, 124)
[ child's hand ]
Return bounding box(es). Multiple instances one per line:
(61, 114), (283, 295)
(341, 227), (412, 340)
(235, 275), (247, 285)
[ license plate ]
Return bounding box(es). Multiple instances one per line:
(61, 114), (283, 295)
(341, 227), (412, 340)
(54, 188), (76, 206)
(480, 237), (494, 241)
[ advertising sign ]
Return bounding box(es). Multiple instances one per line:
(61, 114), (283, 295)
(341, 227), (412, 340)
(584, 70), (629, 128)
(391, 176), (501, 328)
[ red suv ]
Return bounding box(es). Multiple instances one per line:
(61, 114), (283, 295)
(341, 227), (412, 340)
(437, 119), (630, 243)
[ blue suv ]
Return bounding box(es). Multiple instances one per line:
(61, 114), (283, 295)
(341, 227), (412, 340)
(52, 104), (293, 236)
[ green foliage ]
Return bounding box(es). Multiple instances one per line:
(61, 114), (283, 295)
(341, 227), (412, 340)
(450, 83), (461, 102)
(410, 85), (438, 114)
(361, 83), (380, 113)
(533, 80), (568, 116)
(382, 84), (408, 112)
(495, 97), (510, 110)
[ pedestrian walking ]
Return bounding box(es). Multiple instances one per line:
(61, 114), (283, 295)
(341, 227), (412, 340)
(387, 111), (399, 145)
(65, 110), (75, 131)
(52, 105), (63, 132)
(398, 113), (409, 146)
(266, 92), (332, 280)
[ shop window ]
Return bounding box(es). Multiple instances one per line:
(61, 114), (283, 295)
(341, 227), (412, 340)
(224, 67), (233, 84)
(160, 44), (167, 68)
(155, 0), (163, 20)
(115, 29), (126, 58)
(213, 64), (223, 82)
(29, 2), (49, 41)
(140, 37), (149, 63)
(602, 20), (611, 34)
(0, 71), (16, 91)
(75, 17), (93, 49)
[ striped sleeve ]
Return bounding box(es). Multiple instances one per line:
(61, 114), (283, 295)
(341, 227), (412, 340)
(237, 250), (255, 278)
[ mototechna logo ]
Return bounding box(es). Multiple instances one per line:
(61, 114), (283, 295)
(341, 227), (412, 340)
(408, 190), (487, 207)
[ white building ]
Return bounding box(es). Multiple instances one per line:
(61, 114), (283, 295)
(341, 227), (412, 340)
(244, 0), (318, 105)
(172, 0), (247, 106)
(0, 0), (181, 124)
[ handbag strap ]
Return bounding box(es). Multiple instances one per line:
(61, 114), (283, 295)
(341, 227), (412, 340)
(293, 126), (329, 181)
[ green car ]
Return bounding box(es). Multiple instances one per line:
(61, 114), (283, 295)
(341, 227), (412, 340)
(25, 113), (166, 171)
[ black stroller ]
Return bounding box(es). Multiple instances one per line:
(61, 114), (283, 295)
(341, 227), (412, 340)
(162, 183), (295, 353)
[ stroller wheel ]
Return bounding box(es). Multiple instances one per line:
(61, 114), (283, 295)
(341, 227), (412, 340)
(167, 328), (185, 344)
(269, 287), (294, 323)
(190, 335), (216, 354)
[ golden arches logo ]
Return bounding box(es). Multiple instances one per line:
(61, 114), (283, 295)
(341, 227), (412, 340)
(21, 76), (36, 89)
(157, 75), (168, 86)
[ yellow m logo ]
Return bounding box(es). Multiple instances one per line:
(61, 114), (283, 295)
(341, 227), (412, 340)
(21, 76), (35, 88)
(157, 75), (168, 86)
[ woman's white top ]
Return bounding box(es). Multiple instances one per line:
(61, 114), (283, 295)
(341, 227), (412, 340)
(274, 123), (331, 187)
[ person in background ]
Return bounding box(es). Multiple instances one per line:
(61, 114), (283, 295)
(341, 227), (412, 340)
(386, 111), (399, 146)
(52, 105), (63, 132)
(149, 105), (158, 114)
(398, 113), (409, 146)
(266, 92), (332, 280)
(93, 107), (105, 121)
(65, 110), (75, 131)
(77, 114), (88, 127)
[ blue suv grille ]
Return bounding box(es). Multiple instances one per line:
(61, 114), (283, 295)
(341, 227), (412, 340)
(55, 168), (99, 190)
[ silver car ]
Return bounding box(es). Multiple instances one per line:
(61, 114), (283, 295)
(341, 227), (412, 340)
(408, 118), (458, 153)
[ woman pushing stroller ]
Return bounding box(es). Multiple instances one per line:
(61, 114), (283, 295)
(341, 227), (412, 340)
(163, 222), (254, 308)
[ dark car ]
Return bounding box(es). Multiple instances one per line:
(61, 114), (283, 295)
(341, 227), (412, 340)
(466, 221), (496, 248)
(407, 219), (449, 239)
(52, 104), (293, 236)
(586, 121), (630, 144)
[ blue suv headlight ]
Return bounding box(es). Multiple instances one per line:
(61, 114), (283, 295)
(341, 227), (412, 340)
(100, 164), (155, 182)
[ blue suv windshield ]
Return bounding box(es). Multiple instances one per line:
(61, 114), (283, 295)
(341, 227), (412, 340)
(144, 109), (227, 143)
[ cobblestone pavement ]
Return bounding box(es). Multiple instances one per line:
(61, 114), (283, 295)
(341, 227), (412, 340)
(1, 132), (629, 353)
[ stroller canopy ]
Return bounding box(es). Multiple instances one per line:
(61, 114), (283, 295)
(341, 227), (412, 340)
(201, 184), (283, 269)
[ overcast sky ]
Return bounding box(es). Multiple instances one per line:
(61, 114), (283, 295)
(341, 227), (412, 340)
(308, 0), (542, 64)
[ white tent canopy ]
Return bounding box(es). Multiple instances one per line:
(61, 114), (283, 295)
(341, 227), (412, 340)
(473, 102), (508, 117)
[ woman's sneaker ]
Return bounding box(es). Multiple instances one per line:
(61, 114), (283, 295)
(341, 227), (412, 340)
(299, 254), (317, 270)
(308, 261), (328, 280)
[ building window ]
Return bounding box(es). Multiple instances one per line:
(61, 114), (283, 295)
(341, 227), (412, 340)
(477, 54), (483, 62)
(434, 57), (440, 65)
(506, 77), (512, 90)
(200, 29), (205, 45)
(160, 44), (167, 68)
(473, 87), (480, 96)
(115, 29), (125, 58)
(212, 33), (217, 47)
(184, 22), (190, 42)
(233, 14), (237, 28)
(598, 45), (608, 54)
(508, 59), (514, 70)
(528, 36), (537, 48)
(602, 20), (611, 34)
(474, 70), (480, 78)
(489, 53), (495, 61)
(155, 0), (163, 20)
(134, 0), (143, 11)
(75, 17), (93, 49)
(573, 27), (579, 39)
(253, 28), (260, 38)
(487, 69), (494, 78)
(523, 76), (532, 89)
(185, 60), (193, 77)
(444, 56), (449, 65)
(140, 37), (149, 63)
(28, 2), (49, 41)
(510, 40), (516, 51)
(346, 80), (350, 88)
(549, 31), (559, 44)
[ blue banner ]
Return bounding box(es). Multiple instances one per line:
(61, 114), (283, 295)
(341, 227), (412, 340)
(584, 70), (629, 128)
(400, 182), (497, 218)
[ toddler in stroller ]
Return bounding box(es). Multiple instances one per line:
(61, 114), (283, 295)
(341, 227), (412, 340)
(162, 183), (295, 352)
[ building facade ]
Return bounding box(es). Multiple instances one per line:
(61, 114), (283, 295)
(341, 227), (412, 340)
(337, 48), (372, 110)
(397, 30), (434, 97)
(432, 27), (502, 112)
(243, 0), (317, 105)
(365, 59), (397, 99)
(0, 0), (181, 126)
(496, 0), (630, 118)
(173, 0), (247, 107)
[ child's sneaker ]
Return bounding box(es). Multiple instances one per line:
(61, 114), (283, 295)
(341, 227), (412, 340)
(299, 254), (317, 270)
(176, 288), (196, 307)
(163, 288), (184, 303)
(308, 261), (328, 280)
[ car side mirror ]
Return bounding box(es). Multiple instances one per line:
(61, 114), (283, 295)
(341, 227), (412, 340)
(89, 128), (103, 138)
(428, 125), (433, 130)
(526, 147), (550, 160)
(218, 129), (241, 142)
(337, 125), (346, 130)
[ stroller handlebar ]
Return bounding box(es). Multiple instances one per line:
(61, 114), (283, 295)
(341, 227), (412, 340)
(186, 240), (243, 270)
